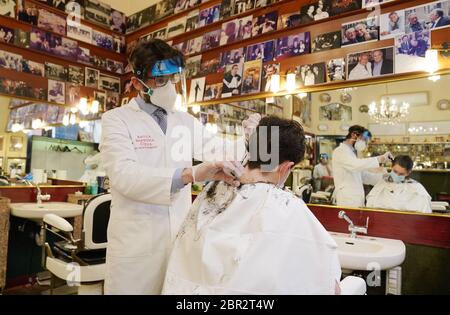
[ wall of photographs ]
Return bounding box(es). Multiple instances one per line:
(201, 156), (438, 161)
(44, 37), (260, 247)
(0, 0), (125, 112)
(124, 0), (450, 108)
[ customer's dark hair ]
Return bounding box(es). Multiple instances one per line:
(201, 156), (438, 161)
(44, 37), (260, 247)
(393, 155), (414, 172)
(346, 125), (367, 139)
(128, 39), (184, 81)
(248, 116), (305, 170)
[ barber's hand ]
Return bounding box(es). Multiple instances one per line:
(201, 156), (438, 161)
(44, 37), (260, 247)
(242, 113), (262, 140)
(378, 151), (394, 163)
(190, 161), (245, 187)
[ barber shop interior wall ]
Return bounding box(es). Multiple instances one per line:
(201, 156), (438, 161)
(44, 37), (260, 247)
(102, 0), (159, 16)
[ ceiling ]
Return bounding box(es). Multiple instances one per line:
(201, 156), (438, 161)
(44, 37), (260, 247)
(102, 0), (159, 16)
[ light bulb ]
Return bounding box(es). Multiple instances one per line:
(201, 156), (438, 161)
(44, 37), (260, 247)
(91, 100), (100, 114)
(286, 73), (296, 92)
(70, 113), (77, 125)
(62, 114), (70, 126)
(77, 97), (89, 115)
(191, 104), (201, 114)
(11, 123), (24, 133)
(425, 49), (439, 74)
(270, 74), (280, 93)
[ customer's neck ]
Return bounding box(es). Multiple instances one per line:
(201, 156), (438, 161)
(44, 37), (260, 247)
(239, 167), (278, 186)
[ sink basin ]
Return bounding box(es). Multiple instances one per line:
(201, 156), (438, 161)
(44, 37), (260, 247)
(11, 202), (83, 220)
(330, 232), (406, 271)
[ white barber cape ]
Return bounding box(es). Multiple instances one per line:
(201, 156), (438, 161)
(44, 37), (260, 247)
(163, 182), (342, 295)
(100, 98), (244, 295)
(366, 179), (432, 213)
(332, 143), (382, 207)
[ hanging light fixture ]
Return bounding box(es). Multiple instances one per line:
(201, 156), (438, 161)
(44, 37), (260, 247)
(285, 71), (296, 92)
(77, 97), (89, 115)
(368, 84), (410, 125)
(270, 74), (280, 93)
(91, 100), (100, 114)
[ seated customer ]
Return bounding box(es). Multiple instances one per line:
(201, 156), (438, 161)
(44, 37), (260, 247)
(366, 155), (432, 213)
(163, 116), (341, 295)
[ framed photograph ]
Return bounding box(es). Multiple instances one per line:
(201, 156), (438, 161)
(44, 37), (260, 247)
(77, 47), (91, 65)
(85, 67), (99, 88)
(201, 29), (221, 51)
(186, 55), (202, 79)
(252, 11), (278, 36)
(278, 12), (302, 29)
(0, 25), (14, 43)
(341, 17), (379, 47)
(347, 47), (395, 80)
(127, 6), (154, 34)
(219, 0), (234, 20)
(245, 40), (275, 62)
(65, 0), (85, 17)
(204, 83), (223, 101)
(362, 0), (395, 8)
(48, 79), (65, 104)
(198, 4), (221, 27)
(85, 0), (112, 28)
(8, 136), (24, 153)
(56, 38), (78, 59)
(296, 63), (326, 87)
(312, 31), (341, 52)
(405, 1), (450, 33)
(329, 0), (361, 16)
(18, 1), (38, 25)
(185, 10), (199, 32)
(94, 90), (106, 111)
(22, 60), (45, 77)
(222, 63), (243, 98)
(261, 63), (280, 92)
(67, 20), (93, 43)
(220, 48), (246, 69)
(111, 9), (126, 34)
(37, 8), (66, 35)
(255, 0), (276, 9)
(0, 50), (22, 71)
(67, 65), (84, 85)
(320, 103), (353, 121)
(92, 30), (113, 50)
(167, 17), (187, 39)
(275, 32), (310, 60)
(327, 58), (346, 81)
(0, 0), (16, 17)
(380, 10), (405, 40)
(233, 0), (254, 16)
(152, 28), (167, 40)
(292, 94), (312, 127)
(46, 0), (66, 11)
(66, 83), (81, 106)
(45, 62), (67, 81)
(300, 0), (331, 24)
(6, 158), (26, 174)
(14, 29), (29, 48)
(174, 0), (190, 14)
(107, 59), (124, 74)
(200, 57), (220, 76)
(395, 30), (430, 74)
(241, 60), (262, 95)
(99, 74), (120, 93)
(105, 91), (120, 111)
(188, 76), (206, 103)
(155, 0), (174, 21)
(113, 35), (126, 54)
(220, 16), (253, 45)
(185, 36), (203, 55)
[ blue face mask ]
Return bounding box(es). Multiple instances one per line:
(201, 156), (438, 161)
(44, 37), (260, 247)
(390, 172), (406, 183)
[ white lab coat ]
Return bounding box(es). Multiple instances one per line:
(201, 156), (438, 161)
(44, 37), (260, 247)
(332, 143), (381, 207)
(100, 99), (245, 295)
(313, 163), (332, 191)
(163, 182), (341, 295)
(366, 179), (432, 213)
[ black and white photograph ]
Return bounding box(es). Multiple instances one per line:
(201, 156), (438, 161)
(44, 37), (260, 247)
(185, 55), (202, 79)
(405, 1), (450, 33)
(326, 58), (346, 81)
(395, 30), (430, 74)
(91, 54), (107, 69)
(362, 0), (395, 9)
(300, 0), (331, 24)
(92, 30), (113, 50)
(77, 46), (91, 65)
(252, 11), (278, 36)
(47, 79), (65, 104)
(68, 65), (84, 85)
(55, 38), (79, 60)
(45, 62), (67, 81)
(0, 51), (22, 71)
(255, 0), (276, 8)
(241, 60), (262, 95)
(66, 83), (81, 106)
(152, 28), (167, 40)
(107, 59), (124, 74)
(174, 0), (190, 14)
(347, 47), (394, 80)
(185, 10), (199, 32)
(329, 0), (361, 16)
(222, 62), (243, 98)
(17, 1), (39, 25)
(261, 63), (280, 92)
(0, 0), (16, 17)
(312, 31), (341, 52)
(99, 74), (120, 93)
(245, 40), (275, 63)
(110, 9), (127, 34)
(341, 16), (379, 47)
(67, 20), (93, 43)
(113, 35), (126, 54)
(219, 0), (234, 20)
(296, 63), (326, 87)
(14, 29), (30, 48)
(185, 36), (203, 55)
(37, 8), (66, 35)
(126, 6), (154, 34)
(94, 90), (106, 111)
(188, 76), (206, 103)
(84, 0), (112, 28)
(30, 29), (58, 54)
(85, 67), (99, 89)
(320, 103), (352, 121)
(275, 32), (310, 60)
(105, 91), (120, 111)
(0, 26), (14, 43)
(232, 0), (254, 16)
(167, 17), (187, 39)
(201, 29), (221, 51)
(22, 60), (45, 76)
(203, 83), (223, 101)
(380, 10), (405, 40)
(220, 16), (253, 45)
(219, 48), (246, 68)
(278, 12), (302, 29)
(155, 0), (174, 21)
(198, 4), (220, 27)
(46, 0), (67, 11)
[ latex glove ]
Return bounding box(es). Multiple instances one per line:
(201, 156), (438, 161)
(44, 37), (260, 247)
(242, 113), (262, 141)
(192, 161), (245, 187)
(378, 151), (394, 163)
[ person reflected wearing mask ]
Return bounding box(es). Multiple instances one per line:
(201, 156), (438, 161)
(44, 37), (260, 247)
(366, 155), (432, 213)
(313, 154), (333, 192)
(332, 125), (392, 207)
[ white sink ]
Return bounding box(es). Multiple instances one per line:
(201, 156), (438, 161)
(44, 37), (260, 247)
(11, 202), (83, 220)
(330, 232), (406, 271)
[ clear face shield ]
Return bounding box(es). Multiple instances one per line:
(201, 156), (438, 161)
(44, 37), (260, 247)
(133, 57), (188, 112)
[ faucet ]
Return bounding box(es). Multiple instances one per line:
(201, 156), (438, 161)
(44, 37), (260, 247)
(35, 183), (51, 204)
(338, 211), (369, 239)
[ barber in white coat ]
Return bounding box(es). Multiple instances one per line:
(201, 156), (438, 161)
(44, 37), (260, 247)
(332, 125), (392, 207)
(100, 39), (257, 295)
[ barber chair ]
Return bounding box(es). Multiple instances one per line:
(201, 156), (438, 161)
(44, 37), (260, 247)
(310, 186), (335, 205)
(431, 201), (450, 213)
(42, 193), (111, 295)
(293, 177), (313, 203)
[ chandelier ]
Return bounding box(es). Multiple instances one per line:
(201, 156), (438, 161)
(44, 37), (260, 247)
(368, 98), (410, 125)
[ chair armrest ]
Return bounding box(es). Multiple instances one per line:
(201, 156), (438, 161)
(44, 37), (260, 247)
(43, 214), (74, 233)
(340, 276), (367, 295)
